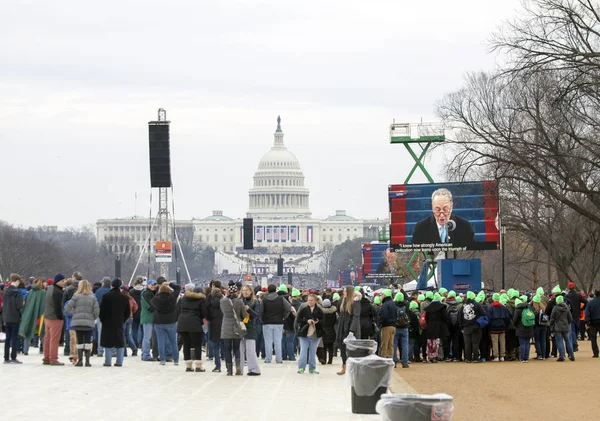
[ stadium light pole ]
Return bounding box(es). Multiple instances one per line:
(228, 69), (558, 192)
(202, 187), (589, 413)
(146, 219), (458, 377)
(544, 204), (554, 289)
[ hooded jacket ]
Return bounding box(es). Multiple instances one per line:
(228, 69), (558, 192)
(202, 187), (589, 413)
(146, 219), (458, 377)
(130, 285), (144, 322)
(260, 292), (291, 325)
(550, 302), (573, 333)
(150, 283), (182, 325)
(207, 288), (224, 342)
(2, 285), (23, 324)
(486, 302), (511, 332)
(513, 303), (534, 338)
(359, 297), (376, 338)
(321, 305), (338, 345)
(459, 299), (485, 333)
(176, 290), (208, 333)
(65, 293), (100, 330)
(140, 287), (155, 325)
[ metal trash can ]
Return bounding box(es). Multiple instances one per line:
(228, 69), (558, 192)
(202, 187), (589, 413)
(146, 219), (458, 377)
(344, 338), (378, 358)
(346, 355), (394, 414)
(376, 393), (454, 421)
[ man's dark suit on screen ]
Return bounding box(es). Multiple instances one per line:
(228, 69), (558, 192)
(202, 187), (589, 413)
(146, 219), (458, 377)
(411, 215), (475, 248)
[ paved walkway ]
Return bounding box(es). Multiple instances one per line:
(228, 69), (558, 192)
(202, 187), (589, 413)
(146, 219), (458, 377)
(3, 349), (410, 420)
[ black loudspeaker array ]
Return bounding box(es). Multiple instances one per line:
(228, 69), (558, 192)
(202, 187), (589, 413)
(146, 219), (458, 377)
(243, 218), (254, 250)
(277, 258), (284, 277)
(287, 271), (292, 284)
(149, 120), (172, 188)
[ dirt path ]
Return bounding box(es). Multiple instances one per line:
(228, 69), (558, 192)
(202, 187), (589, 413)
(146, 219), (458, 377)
(395, 343), (599, 421)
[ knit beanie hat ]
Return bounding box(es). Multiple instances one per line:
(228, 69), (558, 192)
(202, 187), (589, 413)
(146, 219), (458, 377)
(520, 295), (528, 302)
(323, 299), (331, 308)
(332, 293), (340, 301)
(448, 291), (456, 298)
(514, 298), (523, 306)
(556, 295), (564, 304)
(500, 296), (508, 305)
(426, 291), (434, 299)
(439, 288), (448, 295)
(354, 286), (361, 291)
(409, 301), (419, 310)
(552, 285), (562, 294)
(54, 273), (65, 283)
(194, 285), (204, 293)
(475, 296), (483, 303)
(374, 296), (381, 305)
(492, 293), (500, 302)
(111, 278), (122, 289)
(467, 291), (476, 300)
(456, 297), (463, 303)
(382, 289), (391, 298)
(500, 293), (508, 302)
(418, 294), (425, 301)
(532, 294), (541, 303)
(394, 292), (404, 302)
(536, 287), (544, 296)
(291, 288), (301, 297)
(477, 291), (486, 301)
(279, 284), (288, 293)
(510, 289), (520, 298)
(433, 293), (442, 301)
(228, 280), (238, 295)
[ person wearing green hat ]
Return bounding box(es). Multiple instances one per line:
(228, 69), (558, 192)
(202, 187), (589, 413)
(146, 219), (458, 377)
(423, 293), (450, 363)
(408, 300), (422, 363)
(487, 292), (511, 362)
(504, 292), (519, 361)
(460, 291), (486, 363)
(445, 291), (462, 362)
(421, 291), (434, 313)
(283, 289), (304, 362)
(260, 284), (292, 364)
(545, 288), (573, 358)
(439, 288), (448, 297)
(377, 288), (398, 361)
(374, 296), (381, 305)
(513, 295), (535, 362)
(549, 295), (575, 361)
(391, 292), (410, 368)
(417, 294), (425, 302)
(531, 294), (549, 360)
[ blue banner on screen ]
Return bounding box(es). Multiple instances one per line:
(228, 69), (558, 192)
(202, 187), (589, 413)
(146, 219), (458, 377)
(438, 259), (482, 292)
(389, 180), (500, 252)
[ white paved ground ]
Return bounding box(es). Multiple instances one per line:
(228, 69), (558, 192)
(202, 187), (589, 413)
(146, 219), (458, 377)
(3, 348), (408, 421)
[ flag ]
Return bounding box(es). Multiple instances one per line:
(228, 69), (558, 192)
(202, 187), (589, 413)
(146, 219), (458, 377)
(417, 261), (428, 290)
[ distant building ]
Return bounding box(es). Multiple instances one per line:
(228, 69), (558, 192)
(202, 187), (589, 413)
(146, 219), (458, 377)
(96, 117), (386, 273)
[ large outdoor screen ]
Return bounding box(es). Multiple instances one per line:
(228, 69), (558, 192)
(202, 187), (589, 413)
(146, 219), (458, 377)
(389, 181), (500, 252)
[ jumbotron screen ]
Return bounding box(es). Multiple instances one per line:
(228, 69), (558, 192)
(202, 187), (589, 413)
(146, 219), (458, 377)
(388, 181), (500, 252)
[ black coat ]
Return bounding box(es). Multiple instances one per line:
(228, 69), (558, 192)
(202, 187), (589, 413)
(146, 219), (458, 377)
(411, 214), (475, 248)
(358, 298), (376, 339)
(513, 303), (534, 338)
(99, 288), (131, 348)
(207, 289), (224, 342)
(129, 287), (143, 322)
(424, 301), (450, 339)
(242, 297), (260, 340)
(177, 291), (208, 333)
(295, 304), (323, 338)
(566, 290), (587, 321)
(321, 305), (338, 345)
(151, 284), (182, 325)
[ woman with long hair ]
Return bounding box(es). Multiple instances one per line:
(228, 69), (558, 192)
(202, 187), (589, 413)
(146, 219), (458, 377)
(240, 285), (261, 376)
(65, 280), (99, 367)
(219, 281), (248, 376)
(19, 277), (46, 357)
(295, 294), (324, 374)
(120, 285), (139, 357)
(335, 285), (361, 375)
(177, 283), (208, 372)
(532, 295), (549, 360)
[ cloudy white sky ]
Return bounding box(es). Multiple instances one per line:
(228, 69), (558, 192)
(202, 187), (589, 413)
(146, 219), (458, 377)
(1, 0), (521, 228)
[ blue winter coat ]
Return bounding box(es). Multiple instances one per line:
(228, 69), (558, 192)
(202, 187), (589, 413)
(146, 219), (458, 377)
(378, 296), (397, 327)
(486, 302), (511, 332)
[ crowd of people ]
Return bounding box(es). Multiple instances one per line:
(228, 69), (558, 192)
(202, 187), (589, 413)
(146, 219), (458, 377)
(2, 273), (599, 377)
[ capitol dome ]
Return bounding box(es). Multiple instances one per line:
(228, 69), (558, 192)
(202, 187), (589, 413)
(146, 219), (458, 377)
(248, 117), (311, 219)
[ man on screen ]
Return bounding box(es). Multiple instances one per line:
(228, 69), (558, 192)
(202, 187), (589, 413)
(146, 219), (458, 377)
(376, 249), (398, 274)
(411, 188), (475, 248)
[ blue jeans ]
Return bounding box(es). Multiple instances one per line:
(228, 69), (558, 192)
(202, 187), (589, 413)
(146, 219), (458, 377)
(518, 337), (531, 361)
(263, 324), (283, 363)
(155, 323), (178, 363)
(132, 319), (141, 347)
(570, 322), (579, 350)
(282, 331), (296, 360)
(298, 336), (320, 371)
(141, 323), (154, 360)
(123, 319), (137, 351)
(256, 324), (264, 357)
(104, 347), (124, 366)
(96, 318), (104, 355)
(393, 327), (409, 365)
(534, 326), (547, 358)
(555, 330), (574, 359)
(210, 340), (222, 369)
(4, 323), (20, 361)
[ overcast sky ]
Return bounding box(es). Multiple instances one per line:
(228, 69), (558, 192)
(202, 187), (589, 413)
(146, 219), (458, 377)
(1, 0), (521, 228)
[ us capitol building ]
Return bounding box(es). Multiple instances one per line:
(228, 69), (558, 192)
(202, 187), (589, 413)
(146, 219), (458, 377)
(96, 117), (386, 274)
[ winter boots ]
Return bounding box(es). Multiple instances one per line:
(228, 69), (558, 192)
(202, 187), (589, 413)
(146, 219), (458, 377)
(75, 349), (84, 367)
(185, 360), (193, 372)
(194, 360), (205, 372)
(226, 363), (233, 376)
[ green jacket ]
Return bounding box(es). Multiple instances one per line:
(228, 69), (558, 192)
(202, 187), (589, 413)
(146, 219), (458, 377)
(19, 287), (46, 340)
(140, 288), (155, 325)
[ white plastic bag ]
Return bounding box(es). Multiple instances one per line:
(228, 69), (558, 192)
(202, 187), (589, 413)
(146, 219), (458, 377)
(345, 355), (395, 396)
(376, 393), (454, 421)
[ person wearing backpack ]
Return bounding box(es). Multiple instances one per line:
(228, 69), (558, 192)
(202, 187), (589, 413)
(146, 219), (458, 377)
(459, 291), (486, 363)
(392, 292), (410, 368)
(532, 294), (550, 360)
(378, 289), (397, 359)
(424, 295), (449, 363)
(513, 297), (535, 362)
(550, 295), (575, 362)
(486, 293), (511, 362)
(408, 300), (422, 363)
(445, 291), (462, 361)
